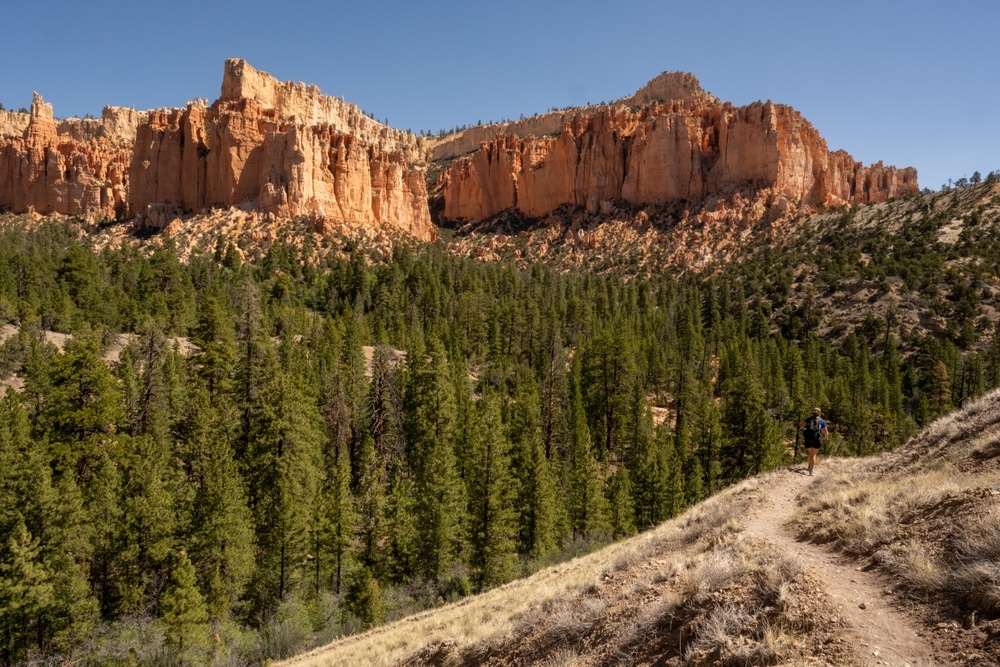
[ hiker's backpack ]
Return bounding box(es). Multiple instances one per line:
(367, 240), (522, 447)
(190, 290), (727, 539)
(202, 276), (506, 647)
(804, 416), (823, 446)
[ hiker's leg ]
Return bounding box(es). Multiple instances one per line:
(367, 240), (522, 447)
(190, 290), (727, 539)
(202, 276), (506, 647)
(807, 447), (817, 470)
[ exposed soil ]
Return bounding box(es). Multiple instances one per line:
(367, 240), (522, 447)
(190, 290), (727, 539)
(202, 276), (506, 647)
(744, 466), (948, 666)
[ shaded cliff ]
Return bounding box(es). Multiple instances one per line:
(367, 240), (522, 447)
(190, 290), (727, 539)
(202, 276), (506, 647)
(435, 73), (918, 224)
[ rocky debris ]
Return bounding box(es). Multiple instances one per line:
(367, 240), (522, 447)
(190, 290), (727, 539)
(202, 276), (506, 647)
(447, 187), (814, 275)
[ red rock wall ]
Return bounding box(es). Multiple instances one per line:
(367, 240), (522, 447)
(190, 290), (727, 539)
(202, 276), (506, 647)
(438, 99), (918, 222)
(128, 96), (434, 240)
(0, 61), (435, 242)
(0, 94), (130, 218)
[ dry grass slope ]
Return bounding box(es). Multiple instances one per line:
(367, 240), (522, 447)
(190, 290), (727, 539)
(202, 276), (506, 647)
(795, 387), (1000, 665)
(282, 388), (1000, 666)
(280, 476), (855, 666)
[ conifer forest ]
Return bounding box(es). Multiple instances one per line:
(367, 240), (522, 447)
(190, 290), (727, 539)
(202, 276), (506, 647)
(0, 210), (996, 665)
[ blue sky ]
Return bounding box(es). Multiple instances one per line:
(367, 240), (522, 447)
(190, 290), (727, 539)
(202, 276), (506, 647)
(3, 0), (996, 192)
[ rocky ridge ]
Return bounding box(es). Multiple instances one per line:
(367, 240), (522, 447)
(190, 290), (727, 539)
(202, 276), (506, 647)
(0, 60), (435, 241)
(434, 72), (917, 226)
(0, 64), (916, 249)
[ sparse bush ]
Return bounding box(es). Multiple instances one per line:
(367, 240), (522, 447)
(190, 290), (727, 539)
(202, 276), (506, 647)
(951, 511), (1000, 613)
(544, 647), (580, 666)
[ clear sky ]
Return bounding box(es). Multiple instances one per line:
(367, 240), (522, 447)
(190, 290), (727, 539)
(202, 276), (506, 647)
(2, 0), (996, 192)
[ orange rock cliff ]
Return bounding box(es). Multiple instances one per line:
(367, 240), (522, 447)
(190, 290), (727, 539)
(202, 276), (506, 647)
(0, 60), (435, 241)
(0, 66), (917, 240)
(433, 73), (918, 223)
(0, 93), (134, 219)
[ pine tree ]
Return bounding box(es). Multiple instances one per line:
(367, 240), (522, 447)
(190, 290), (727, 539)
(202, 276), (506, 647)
(244, 370), (324, 609)
(384, 471), (419, 583)
(343, 566), (383, 629)
(190, 294), (237, 409)
(539, 315), (570, 460)
(183, 395), (254, 620)
(42, 330), (126, 485)
(720, 344), (780, 480)
(566, 361), (609, 541)
(931, 360), (952, 418)
(467, 393), (518, 590)
(114, 433), (179, 615)
(0, 522), (53, 664)
(509, 377), (559, 560)
(405, 338), (466, 580)
(355, 432), (386, 575)
(581, 328), (637, 461)
(319, 376), (355, 595)
(318, 435), (355, 594)
(160, 550), (209, 655)
(605, 467), (636, 538)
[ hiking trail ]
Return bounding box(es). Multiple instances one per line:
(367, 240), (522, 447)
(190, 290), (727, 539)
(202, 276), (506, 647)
(744, 466), (947, 666)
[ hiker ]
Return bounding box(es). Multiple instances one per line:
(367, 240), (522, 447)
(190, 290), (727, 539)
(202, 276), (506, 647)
(800, 407), (829, 476)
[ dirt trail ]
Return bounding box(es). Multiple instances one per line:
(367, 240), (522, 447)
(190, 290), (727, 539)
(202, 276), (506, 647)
(744, 466), (946, 666)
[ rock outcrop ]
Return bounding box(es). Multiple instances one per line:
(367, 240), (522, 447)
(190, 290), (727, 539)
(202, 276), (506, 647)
(0, 60), (435, 241)
(0, 65), (916, 247)
(0, 94), (132, 218)
(130, 61), (434, 240)
(436, 74), (918, 223)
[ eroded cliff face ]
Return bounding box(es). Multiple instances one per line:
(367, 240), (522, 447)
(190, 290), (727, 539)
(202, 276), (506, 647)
(0, 94), (132, 218)
(0, 65), (916, 248)
(129, 70), (434, 241)
(0, 59), (434, 241)
(129, 59), (434, 240)
(436, 74), (918, 223)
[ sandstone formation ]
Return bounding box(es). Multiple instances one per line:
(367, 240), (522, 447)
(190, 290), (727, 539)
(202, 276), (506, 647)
(129, 60), (434, 241)
(0, 65), (916, 247)
(427, 71), (719, 163)
(0, 94), (132, 218)
(436, 73), (918, 223)
(0, 60), (435, 241)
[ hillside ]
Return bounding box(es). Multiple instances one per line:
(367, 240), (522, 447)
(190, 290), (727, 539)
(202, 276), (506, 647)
(279, 388), (1000, 666)
(444, 177), (1000, 351)
(1, 61), (997, 667)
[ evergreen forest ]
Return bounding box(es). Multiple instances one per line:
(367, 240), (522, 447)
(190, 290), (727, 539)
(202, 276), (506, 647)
(0, 206), (997, 665)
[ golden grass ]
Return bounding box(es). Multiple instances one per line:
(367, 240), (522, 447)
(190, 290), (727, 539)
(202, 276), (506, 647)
(542, 647), (580, 667)
(951, 510), (1000, 613)
(797, 403), (1000, 622)
(277, 478), (757, 667)
(797, 468), (963, 554)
